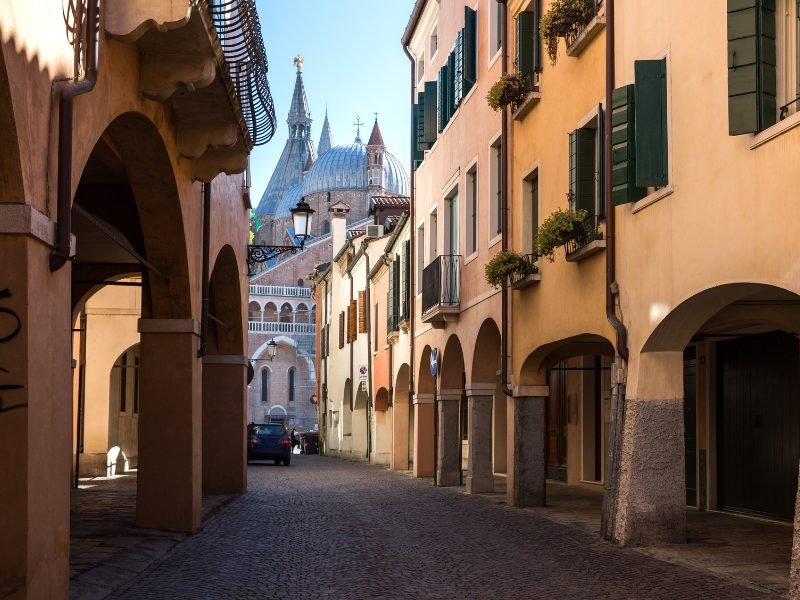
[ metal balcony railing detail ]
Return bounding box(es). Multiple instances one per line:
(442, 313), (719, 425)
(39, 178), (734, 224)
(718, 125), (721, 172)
(564, 214), (604, 256)
(249, 284), (312, 298)
(248, 321), (316, 334)
(206, 0), (276, 145)
(564, 0), (602, 49)
(422, 255), (461, 314)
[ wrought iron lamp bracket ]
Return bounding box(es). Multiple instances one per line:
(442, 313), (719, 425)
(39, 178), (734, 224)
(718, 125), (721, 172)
(247, 243), (304, 276)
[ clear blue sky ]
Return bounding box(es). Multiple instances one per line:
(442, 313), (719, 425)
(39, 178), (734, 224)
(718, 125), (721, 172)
(251, 0), (416, 203)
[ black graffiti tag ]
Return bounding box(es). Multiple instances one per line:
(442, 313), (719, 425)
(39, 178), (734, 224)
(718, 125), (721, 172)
(0, 288), (26, 413)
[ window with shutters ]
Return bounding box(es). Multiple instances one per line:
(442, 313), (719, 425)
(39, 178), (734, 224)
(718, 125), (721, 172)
(416, 54), (425, 85)
(338, 311), (345, 349)
(466, 164), (478, 257)
(568, 125), (598, 216)
(515, 4), (541, 82)
(776, 0), (800, 120)
(417, 224), (425, 292)
(358, 291), (367, 334)
(401, 239), (411, 322)
(388, 260), (398, 334)
(489, 136), (502, 241)
(348, 300), (357, 342)
(522, 167), (540, 257)
(430, 25), (439, 58)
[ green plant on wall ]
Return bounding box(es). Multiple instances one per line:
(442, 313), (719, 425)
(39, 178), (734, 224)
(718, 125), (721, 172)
(539, 0), (594, 64)
(536, 208), (587, 261)
(486, 72), (530, 112)
(484, 250), (538, 288)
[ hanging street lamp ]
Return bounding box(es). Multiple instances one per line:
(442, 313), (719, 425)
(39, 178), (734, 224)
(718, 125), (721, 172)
(267, 339), (278, 361)
(247, 198), (315, 275)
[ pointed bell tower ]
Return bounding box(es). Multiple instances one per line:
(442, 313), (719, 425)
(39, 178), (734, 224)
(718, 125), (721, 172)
(366, 117), (386, 200)
(318, 109), (333, 156)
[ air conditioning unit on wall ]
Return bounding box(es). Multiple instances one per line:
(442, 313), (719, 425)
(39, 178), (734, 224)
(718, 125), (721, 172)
(365, 224), (384, 238)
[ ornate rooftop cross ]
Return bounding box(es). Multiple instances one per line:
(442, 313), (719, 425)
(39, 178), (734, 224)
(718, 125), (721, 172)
(354, 115), (363, 141)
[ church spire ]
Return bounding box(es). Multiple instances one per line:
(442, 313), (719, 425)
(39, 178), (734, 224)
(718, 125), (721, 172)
(318, 109), (333, 156)
(367, 116), (385, 148)
(288, 55), (311, 139)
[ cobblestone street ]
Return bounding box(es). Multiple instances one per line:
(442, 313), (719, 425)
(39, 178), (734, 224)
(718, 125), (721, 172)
(104, 456), (774, 599)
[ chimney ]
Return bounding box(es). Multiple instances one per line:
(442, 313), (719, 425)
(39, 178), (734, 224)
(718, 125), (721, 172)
(329, 202), (350, 257)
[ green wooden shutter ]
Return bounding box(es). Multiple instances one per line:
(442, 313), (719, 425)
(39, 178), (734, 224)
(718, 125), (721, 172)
(448, 51), (457, 119)
(464, 7), (477, 85)
(634, 59), (669, 187)
(388, 262), (395, 332)
(455, 30), (464, 106)
(403, 240), (411, 319)
(438, 65), (448, 132)
(569, 128), (595, 213)
(393, 254), (401, 323)
(728, 0), (776, 135)
(424, 81), (438, 143)
(413, 98), (424, 167)
(533, 0), (541, 73)
(516, 11), (535, 77)
(611, 85), (647, 205)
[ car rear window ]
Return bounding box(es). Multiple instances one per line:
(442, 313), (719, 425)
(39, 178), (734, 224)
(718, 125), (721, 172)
(250, 424), (285, 436)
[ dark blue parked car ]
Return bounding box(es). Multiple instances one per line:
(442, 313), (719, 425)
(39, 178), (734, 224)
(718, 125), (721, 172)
(247, 423), (292, 465)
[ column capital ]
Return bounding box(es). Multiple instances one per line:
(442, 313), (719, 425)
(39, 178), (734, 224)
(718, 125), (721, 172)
(465, 382), (496, 396)
(202, 354), (248, 365)
(513, 385), (549, 398)
(413, 393), (434, 405)
(138, 318), (201, 336)
(438, 389), (462, 402)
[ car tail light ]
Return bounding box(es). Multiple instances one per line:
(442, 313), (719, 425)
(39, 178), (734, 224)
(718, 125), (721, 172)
(280, 438), (291, 446)
(248, 437), (259, 446)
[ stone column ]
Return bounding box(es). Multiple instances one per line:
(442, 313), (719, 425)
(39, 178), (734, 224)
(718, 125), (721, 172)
(507, 386), (547, 507)
(611, 351), (685, 546)
(413, 393), (434, 477)
(790, 463), (800, 596)
(437, 389), (462, 487)
(202, 354), (247, 494)
(137, 318), (202, 533)
(465, 383), (495, 494)
(0, 209), (72, 597)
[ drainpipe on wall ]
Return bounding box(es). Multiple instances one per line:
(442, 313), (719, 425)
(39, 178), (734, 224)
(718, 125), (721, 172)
(402, 44), (417, 427)
(198, 182), (212, 357)
(365, 251), (372, 462)
(498, 0), (514, 399)
(601, 0), (629, 543)
(51, 0), (100, 272)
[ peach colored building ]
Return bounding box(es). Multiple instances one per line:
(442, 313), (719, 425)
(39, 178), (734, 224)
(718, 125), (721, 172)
(0, 0), (271, 596)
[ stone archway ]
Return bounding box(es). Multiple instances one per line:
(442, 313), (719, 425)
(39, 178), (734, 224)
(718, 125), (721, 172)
(438, 335), (465, 487)
(392, 363), (412, 471)
(352, 385), (369, 461)
(611, 283), (800, 555)
(202, 244), (246, 495)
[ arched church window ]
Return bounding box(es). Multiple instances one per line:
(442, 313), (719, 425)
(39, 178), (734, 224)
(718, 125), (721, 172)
(297, 278), (304, 287)
(261, 369), (270, 403)
(288, 367), (296, 403)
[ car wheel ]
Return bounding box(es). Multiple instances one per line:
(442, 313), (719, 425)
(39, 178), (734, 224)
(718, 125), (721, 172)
(284, 457), (291, 466)
(273, 459), (281, 465)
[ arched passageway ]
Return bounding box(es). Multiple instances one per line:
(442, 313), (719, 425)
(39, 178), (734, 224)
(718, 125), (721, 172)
(202, 244), (246, 495)
(414, 346), (435, 477)
(374, 387), (391, 465)
(438, 335), (465, 487)
(392, 364), (412, 471)
(610, 283), (800, 550)
(352, 386), (369, 461)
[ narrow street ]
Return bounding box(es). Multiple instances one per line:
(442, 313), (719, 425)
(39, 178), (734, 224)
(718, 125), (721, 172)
(107, 457), (769, 599)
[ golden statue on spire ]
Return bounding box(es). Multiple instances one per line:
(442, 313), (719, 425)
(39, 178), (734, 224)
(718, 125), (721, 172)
(294, 55), (304, 73)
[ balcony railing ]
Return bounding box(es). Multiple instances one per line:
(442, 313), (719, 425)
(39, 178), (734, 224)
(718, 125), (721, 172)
(248, 321), (316, 334)
(249, 284), (312, 298)
(564, 214), (604, 256)
(564, 0), (603, 49)
(422, 255), (461, 315)
(508, 254), (540, 287)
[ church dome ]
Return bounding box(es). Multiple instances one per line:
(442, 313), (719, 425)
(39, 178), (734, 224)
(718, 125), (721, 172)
(302, 142), (409, 196)
(273, 182), (304, 219)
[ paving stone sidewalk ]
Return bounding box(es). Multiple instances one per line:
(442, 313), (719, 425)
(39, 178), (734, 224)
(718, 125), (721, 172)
(101, 456), (775, 600)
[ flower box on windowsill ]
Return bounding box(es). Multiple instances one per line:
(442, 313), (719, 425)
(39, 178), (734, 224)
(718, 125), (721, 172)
(510, 272), (542, 290)
(565, 239), (606, 262)
(565, 14), (606, 57)
(512, 87), (542, 121)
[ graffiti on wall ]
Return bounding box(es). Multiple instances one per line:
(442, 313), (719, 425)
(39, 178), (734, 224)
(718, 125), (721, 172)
(0, 288), (25, 413)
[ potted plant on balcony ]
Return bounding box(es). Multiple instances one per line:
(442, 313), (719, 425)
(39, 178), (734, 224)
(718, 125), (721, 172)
(539, 0), (594, 64)
(484, 250), (538, 288)
(536, 208), (587, 261)
(486, 72), (530, 112)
